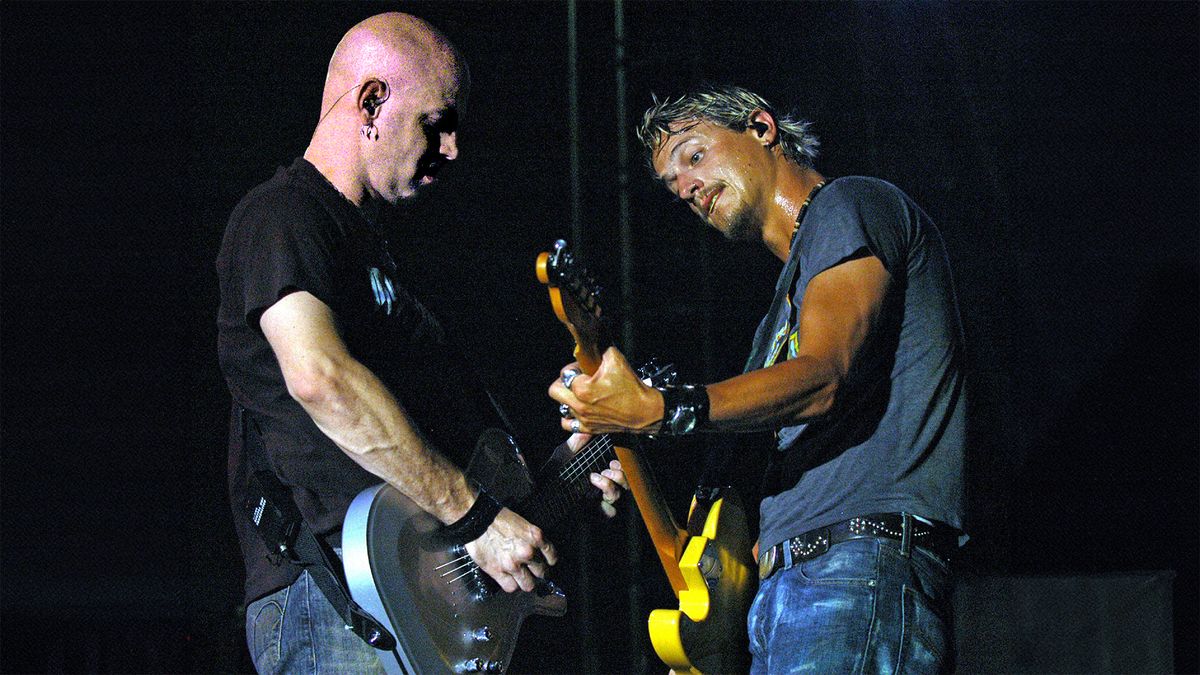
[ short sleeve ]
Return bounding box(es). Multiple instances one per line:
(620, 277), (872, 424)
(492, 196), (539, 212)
(225, 186), (342, 331)
(795, 178), (913, 294)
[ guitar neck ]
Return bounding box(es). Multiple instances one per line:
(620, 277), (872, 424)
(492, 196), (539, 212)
(574, 351), (689, 594)
(537, 243), (688, 595)
(612, 446), (689, 594)
(520, 434), (619, 527)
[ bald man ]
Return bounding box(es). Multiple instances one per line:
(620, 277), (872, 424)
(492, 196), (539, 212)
(217, 13), (624, 673)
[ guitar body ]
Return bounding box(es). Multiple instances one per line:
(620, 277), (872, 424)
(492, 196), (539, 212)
(648, 487), (756, 674)
(342, 429), (567, 675)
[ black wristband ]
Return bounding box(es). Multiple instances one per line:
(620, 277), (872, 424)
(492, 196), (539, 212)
(656, 384), (710, 436)
(441, 488), (503, 545)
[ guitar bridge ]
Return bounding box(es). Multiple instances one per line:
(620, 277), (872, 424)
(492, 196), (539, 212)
(456, 657), (504, 673)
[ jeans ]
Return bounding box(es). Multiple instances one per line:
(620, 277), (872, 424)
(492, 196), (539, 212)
(748, 537), (954, 674)
(246, 569), (386, 675)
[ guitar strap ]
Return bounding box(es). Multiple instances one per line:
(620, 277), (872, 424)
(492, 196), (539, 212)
(696, 437), (730, 493)
(443, 321), (519, 439)
(237, 404), (398, 653)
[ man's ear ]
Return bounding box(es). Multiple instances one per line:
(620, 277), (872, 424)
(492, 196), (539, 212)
(357, 79), (390, 120)
(748, 109), (778, 147)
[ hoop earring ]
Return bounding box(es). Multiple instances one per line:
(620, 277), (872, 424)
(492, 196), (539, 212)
(361, 123), (378, 141)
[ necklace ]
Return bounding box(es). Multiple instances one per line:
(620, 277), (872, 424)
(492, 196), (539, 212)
(789, 179), (828, 247)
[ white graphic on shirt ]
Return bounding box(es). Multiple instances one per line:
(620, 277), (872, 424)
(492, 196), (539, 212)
(369, 267), (396, 315)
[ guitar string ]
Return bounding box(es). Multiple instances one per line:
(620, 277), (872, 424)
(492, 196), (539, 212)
(559, 436), (615, 482)
(432, 435), (622, 588)
(557, 447), (610, 509)
(439, 554), (482, 584)
(435, 553), (472, 569)
(534, 437), (610, 510)
(435, 553), (471, 568)
(547, 436), (617, 518)
(446, 568), (479, 584)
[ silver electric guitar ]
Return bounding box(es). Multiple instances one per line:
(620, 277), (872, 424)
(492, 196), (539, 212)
(343, 389), (671, 673)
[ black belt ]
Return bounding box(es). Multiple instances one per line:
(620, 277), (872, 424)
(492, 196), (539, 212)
(758, 513), (958, 581)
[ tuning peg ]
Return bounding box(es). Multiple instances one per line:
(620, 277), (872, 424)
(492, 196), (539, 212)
(660, 363), (679, 385)
(635, 358), (678, 386)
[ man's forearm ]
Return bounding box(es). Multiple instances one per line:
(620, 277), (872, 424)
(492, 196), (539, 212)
(290, 350), (476, 524)
(706, 355), (840, 432)
(707, 256), (889, 432)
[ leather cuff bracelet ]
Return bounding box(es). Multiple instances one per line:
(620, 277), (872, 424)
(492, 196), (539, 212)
(656, 384), (710, 436)
(442, 488), (503, 545)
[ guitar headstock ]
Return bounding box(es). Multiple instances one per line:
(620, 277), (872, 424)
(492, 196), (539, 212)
(536, 240), (608, 373)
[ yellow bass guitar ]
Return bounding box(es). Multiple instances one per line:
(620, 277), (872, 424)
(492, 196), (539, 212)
(536, 240), (756, 674)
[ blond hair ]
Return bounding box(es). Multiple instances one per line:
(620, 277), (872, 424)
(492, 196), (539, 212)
(637, 85), (819, 168)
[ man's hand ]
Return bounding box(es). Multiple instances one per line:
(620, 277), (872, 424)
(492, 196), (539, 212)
(568, 432), (629, 518)
(464, 508), (557, 593)
(549, 347), (663, 435)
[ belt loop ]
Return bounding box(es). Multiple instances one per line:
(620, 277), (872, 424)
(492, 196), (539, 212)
(900, 512), (913, 557)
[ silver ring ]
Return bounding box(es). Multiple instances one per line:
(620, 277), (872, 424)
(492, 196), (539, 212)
(561, 368), (581, 390)
(570, 419), (581, 434)
(559, 403), (573, 419)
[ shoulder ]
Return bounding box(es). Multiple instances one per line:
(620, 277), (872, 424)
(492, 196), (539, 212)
(817, 176), (909, 209)
(235, 174), (331, 231)
(223, 177), (346, 260)
(809, 177), (918, 237)
(217, 168), (346, 279)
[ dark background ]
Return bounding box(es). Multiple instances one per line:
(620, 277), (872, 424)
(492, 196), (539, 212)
(2, 1), (1196, 672)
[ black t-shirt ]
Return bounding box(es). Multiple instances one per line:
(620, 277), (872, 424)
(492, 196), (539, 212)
(216, 158), (490, 602)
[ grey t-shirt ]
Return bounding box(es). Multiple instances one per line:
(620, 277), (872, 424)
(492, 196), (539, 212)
(745, 176), (967, 553)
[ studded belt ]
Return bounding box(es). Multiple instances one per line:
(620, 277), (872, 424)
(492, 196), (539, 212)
(757, 513), (959, 581)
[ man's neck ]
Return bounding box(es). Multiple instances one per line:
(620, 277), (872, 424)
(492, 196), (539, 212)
(302, 143), (381, 223)
(303, 145), (360, 202)
(762, 165), (826, 262)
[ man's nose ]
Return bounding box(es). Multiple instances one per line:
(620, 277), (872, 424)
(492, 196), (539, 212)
(440, 131), (458, 161)
(677, 175), (701, 201)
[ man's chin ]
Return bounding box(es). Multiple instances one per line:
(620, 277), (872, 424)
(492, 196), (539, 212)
(407, 174), (441, 195)
(390, 182), (427, 205)
(724, 210), (763, 243)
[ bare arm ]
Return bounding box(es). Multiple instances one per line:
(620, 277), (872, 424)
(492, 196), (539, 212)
(707, 254), (890, 430)
(550, 255), (891, 434)
(261, 290), (556, 592)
